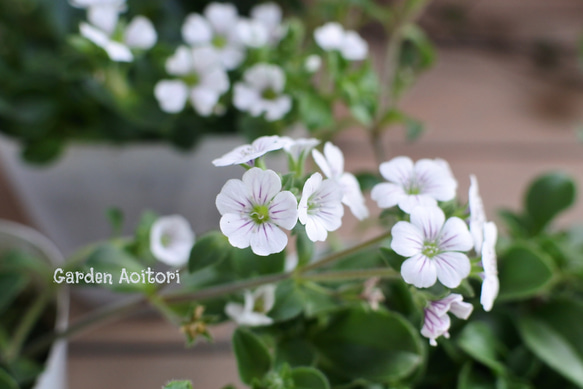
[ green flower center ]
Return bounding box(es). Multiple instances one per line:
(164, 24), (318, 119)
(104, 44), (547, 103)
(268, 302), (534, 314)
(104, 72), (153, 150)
(262, 88), (278, 100)
(161, 233), (172, 248)
(250, 204), (270, 224)
(183, 73), (200, 86)
(253, 296), (266, 313)
(212, 35), (228, 48)
(422, 242), (440, 258)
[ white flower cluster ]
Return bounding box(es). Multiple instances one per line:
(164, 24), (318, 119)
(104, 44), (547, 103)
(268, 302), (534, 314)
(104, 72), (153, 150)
(370, 156), (499, 345)
(153, 2), (369, 120)
(71, 0), (157, 62)
(214, 136), (368, 257)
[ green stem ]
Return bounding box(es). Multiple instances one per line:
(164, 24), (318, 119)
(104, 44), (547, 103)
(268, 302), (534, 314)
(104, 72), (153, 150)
(299, 230), (392, 274)
(5, 292), (51, 362)
(301, 268), (399, 282)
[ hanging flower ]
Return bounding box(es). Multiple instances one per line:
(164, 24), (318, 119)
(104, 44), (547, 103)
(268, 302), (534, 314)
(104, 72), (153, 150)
(281, 137), (320, 164)
(154, 46), (229, 115)
(233, 63), (292, 121)
(298, 173), (344, 242)
(212, 135), (288, 167)
(312, 142), (369, 220)
(421, 293), (473, 346)
(314, 22), (368, 61)
(216, 168), (298, 256)
(371, 156), (458, 214)
(480, 221), (499, 312)
(150, 215), (195, 267)
(225, 285), (276, 326)
(391, 206), (473, 288)
(181, 2), (245, 70)
(79, 15), (157, 62)
(468, 174), (487, 253)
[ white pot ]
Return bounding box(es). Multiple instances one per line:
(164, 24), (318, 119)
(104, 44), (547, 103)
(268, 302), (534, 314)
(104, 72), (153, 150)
(0, 136), (244, 256)
(0, 220), (68, 389)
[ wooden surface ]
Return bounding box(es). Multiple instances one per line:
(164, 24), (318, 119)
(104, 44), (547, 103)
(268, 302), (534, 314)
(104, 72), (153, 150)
(0, 0), (582, 388)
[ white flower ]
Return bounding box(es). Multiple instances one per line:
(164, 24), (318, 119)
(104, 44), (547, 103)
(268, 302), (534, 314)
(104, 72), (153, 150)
(225, 285), (276, 326)
(298, 173), (344, 242)
(421, 293), (473, 346)
(391, 206), (473, 288)
(480, 221), (499, 312)
(304, 54), (322, 73)
(312, 142), (369, 220)
(371, 156), (458, 214)
(216, 168), (298, 256)
(468, 174), (486, 253)
(251, 2), (284, 44)
(233, 63), (292, 121)
(154, 46), (229, 115)
(236, 19), (270, 48)
(212, 135), (288, 167)
(181, 3), (245, 70)
(70, 0), (126, 35)
(314, 22), (368, 61)
(150, 215), (195, 267)
(281, 137), (320, 163)
(79, 15), (156, 62)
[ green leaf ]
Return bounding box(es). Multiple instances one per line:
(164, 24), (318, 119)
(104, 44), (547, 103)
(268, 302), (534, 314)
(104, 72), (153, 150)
(230, 247), (285, 278)
(276, 337), (316, 368)
(458, 321), (506, 375)
(106, 207), (124, 237)
(518, 314), (583, 387)
(291, 367), (330, 389)
(163, 381), (193, 389)
(296, 226), (315, 268)
(232, 328), (272, 385)
(189, 231), (230, 273)
(525, 172), (576, 234)
(379, 247), (406, 272)
(297, 92), (333, 131)
(0, 368), (18, 389)
(497, 245), (555, 301)
(269, 280), (305, 322)
(312, 308), (423, 382)
(404, 117), (424, 141)
(0, 272), (27, 314)
(355, 172), (383, 192)
(457, 362), (496, 389)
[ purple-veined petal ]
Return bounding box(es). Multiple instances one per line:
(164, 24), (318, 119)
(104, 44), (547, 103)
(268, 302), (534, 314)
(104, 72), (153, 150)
(421, 306), (451, 346)
(401, 253), (437, 288)
(250, 222), (288, 256)
(216, 178), (251, 215)
(371, 182), (404, 209)
(269, 191), (298, 230)
(398, 194), (437, 214)
(243, 168), (282, 206)
(391, 221), (424, 257)
(480, 221), (499, 311)
(415, 159), (457, 202)
(305, 217), (329, 242)
(410, 206), (445, 242)
(220, 213), (254, 249)
(433, 251), (471, 288)
(438, 216), (473, 252)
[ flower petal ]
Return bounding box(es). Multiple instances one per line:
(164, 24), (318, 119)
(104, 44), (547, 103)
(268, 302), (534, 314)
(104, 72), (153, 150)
(341, 30), (368, 60)
(190, 87), (219, 116)
(216, 178), (251, 215)
(314, 22), (344, 51)
(87, 4), (120, 35)
(253, 284), (277, 312)
(217, 46), (245, 70)
(391, 221), (424, 257)
(415, 159), (457, 202)
(165, 46), (192, 76)
(154, 80), (188, 113)
(340, 173), (369, 220)
(251, 2), (282, 31)
(204, 2), (239, 36)
(220, 213), (254, 249)
(264, 95), (291, 121)
(305, 217), (329, 242)
(323, 142), (345, 178)
(410, 206), (445, 242)
(150, 215), (195, 267)
(401, 253), (437, 288)
(233, 83), (259, 111)
(379, 156), (414, 186)
(398, 194), (438, 214)
(182, 13), (212, 45)
(237, 19), (269, 47)
(243, 168), (282, 206)
(438, 216), (473, 252)
(469, 174), (486, 253)
(250, 222), (288, 256)
(433, 251), (471, 288)
(421, 306), (451, 346)
(124, 16), (157, 49)
(371, 182), (404, 209)
(269, 191), (298, 230)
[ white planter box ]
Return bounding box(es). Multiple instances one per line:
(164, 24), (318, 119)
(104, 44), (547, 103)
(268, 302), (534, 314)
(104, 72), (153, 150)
(0, 137), (243, 255)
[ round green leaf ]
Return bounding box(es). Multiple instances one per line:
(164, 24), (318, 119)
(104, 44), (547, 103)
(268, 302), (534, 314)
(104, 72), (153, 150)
(312, 308), (423, 383)
(525, 172), (576, 234)
(232, 328), (272, 385)
(498, 245), (555, 301)
(0, 369), (18, 389)
(457, 322), (506, 375)
(188, 231), (230, 273)
(291, 367), (330, 389)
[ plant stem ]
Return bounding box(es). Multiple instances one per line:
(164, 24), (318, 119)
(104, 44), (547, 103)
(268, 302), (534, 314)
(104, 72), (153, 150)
(301, 267), (399, 282)
(4, 292), (50, 362)
(299, 230), (392, 274)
